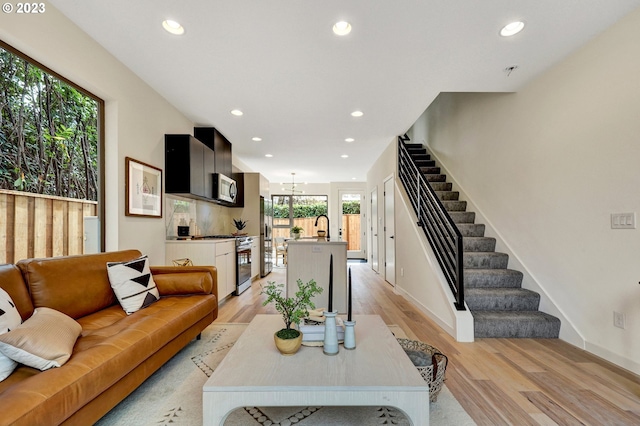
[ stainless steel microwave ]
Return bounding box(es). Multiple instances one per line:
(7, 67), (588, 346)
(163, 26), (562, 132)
(213, 173), (237, 203)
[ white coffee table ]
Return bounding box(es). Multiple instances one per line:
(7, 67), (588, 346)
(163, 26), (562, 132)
(203, 314), (429, 425)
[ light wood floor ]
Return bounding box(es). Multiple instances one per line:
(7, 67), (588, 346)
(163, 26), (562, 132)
(217, 263), (640, 426)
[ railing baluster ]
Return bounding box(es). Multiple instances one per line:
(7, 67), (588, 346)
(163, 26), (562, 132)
(397, 137), (465, 311)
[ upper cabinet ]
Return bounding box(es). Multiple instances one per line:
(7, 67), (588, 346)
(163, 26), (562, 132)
(165, 128), (240, 205)
(165, 134), (214, 200)
(194, 127), (232, 178)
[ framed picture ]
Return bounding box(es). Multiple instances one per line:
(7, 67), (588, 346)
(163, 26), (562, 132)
(125, 157), (163, 218)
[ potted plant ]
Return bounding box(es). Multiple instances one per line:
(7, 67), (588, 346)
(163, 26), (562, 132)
(232, 218), (248, 235)
(261, 279), (323, 355)
(290, 225), (303, 240)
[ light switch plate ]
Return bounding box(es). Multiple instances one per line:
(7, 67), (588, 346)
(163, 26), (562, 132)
(611, 213), (636, 229)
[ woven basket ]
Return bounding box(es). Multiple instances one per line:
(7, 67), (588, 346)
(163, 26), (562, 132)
(397, 338), (448, 402)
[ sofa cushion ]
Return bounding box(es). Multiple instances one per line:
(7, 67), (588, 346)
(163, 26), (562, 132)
(17, 250), (142, 319)
(107, 255), (160, 314)
(0, 288), (22, 381)
(0, 307), (82, 370)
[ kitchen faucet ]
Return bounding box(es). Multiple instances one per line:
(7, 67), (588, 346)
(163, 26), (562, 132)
(314, 214), (330, 241)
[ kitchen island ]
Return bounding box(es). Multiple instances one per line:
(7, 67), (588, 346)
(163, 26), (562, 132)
(286, 240), (347, 313)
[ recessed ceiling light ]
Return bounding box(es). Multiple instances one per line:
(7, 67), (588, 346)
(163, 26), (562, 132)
(252, 137), (262, 142)
(352, 177), (356, 180)
(333, 21), (352, 36)
(341, 154), (349, 158)
(230, 109), (243, 116)
(350, 110), (363, 117)
(265, 154), (273, 158)
(162, 20), (185, 35)
(345, 138), (355, 142)
(500, 21), (525, 37)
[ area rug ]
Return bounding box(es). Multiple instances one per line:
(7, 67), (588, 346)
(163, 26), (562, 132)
(96, 323), (476, 426)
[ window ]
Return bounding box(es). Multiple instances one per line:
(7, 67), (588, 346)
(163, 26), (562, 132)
(0, 41), (104, 261)
(272, 194), (328, 238)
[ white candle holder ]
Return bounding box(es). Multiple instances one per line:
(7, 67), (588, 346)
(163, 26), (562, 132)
(343, 320), (356, 350)
(323, 312), (339, 356)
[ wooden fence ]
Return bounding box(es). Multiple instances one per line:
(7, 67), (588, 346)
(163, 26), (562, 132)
(273, 214), (361, 250)
(0, 189), (98, 264)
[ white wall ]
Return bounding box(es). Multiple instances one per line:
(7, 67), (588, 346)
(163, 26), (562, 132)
(410, 8), (640, 374)
(0, 6), (194, 264)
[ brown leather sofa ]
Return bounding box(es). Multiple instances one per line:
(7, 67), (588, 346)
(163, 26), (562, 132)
(0, 250), (218, 425)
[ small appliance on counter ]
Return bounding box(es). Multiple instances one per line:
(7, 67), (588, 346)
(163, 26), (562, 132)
(177, 226), (190, 237)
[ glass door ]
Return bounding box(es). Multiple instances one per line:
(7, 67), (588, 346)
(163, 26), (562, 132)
(338, 190), (365, 259)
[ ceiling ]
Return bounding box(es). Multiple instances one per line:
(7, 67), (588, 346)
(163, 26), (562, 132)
(49, 0), (639, 184)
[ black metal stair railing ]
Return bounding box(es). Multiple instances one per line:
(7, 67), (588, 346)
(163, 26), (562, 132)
(398, 135), (465, 310)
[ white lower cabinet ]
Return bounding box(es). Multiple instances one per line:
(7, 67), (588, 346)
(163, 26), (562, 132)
(165, 240), (236, 300)
(215, 241), (237, 299)
(251, 239), (260, 278)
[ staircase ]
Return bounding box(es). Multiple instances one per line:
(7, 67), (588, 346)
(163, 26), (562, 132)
(405, 143), (561, 338)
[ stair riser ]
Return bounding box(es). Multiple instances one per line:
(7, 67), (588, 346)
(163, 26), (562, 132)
(456, 224), (485, 237)
(464, 253), (508, 269)
(466, 295), (540, 311)
(443, 201), (467, 212)
(430, 182), (452, 191)
(415, 160), (436, 167)
(436, 191), (459, 201)
(450, 212), (476, 224)
(425, 174), (447, 182)
(420, 167), (441, 174)
(411, 154), (431, 161)
(464, 270), (523, 288)
(463, 238), (496, 252)
(474, 314), (561, 339)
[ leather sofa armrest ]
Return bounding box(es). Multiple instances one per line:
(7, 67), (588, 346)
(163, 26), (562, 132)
(150, 266), (218, 300)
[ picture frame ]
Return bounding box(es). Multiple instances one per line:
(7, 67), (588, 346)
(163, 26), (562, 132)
(125, 157), (163, 218)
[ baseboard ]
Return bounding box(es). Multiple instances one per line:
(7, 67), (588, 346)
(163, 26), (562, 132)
(585, 341), (640, 376)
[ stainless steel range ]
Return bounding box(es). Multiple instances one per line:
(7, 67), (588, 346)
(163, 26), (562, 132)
(200, 235), (253, 295)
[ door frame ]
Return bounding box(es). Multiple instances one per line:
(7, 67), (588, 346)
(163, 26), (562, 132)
(338, 189), (366, 259)
(383, 174), (396, 286)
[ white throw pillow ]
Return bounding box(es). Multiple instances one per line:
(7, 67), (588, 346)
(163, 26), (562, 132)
(107, 255), (159, 315)
(0, 288), (22, 381)
(0, 307), (81, 371)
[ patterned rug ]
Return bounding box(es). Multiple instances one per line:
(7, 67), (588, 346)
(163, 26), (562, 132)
(96, 323), (476, 425)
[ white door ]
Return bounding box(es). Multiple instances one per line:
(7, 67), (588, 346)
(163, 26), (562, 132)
(384, 176), (395, 286)
(370, 187), (379, 272)
(338, 190), (366, 259)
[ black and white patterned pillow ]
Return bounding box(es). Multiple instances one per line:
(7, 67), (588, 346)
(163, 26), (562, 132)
(107, 255), (159, 315)
(0, 288), (22, 381)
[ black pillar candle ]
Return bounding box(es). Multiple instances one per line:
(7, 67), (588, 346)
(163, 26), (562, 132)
(348, 267), (352, 321)
(328, 254), (333, 312)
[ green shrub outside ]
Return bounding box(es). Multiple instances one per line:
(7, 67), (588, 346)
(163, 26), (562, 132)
(273, 201), (360, 218)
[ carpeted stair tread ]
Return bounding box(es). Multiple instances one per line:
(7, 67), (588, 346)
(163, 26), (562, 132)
(463, 237), (496, 252)
(473, 311), (561, 338)
(406, 146), (427, 154)
(450, 211), (476, 224)
(464, 252), (508, 269)
(456, 223), (485, 237)
(465, 269), (523, 288)
(436, 191), (459, 201)
(466, 288), (540, 311)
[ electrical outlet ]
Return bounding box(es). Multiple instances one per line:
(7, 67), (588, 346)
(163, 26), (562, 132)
(613, 311), (626, 329)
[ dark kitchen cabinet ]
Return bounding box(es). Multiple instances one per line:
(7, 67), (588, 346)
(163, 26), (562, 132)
(194, 127), (232, 179)
(165, 134), (215, 200)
